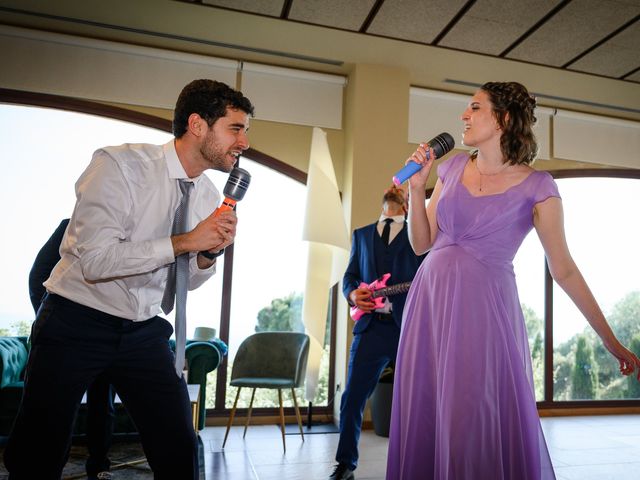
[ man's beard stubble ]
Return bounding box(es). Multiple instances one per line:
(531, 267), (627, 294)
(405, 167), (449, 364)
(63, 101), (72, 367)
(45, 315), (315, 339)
(200, 136), (235, 173)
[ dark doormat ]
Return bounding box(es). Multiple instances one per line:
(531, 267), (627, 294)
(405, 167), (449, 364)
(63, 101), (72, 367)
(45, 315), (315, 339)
(283, 422), (340, 435)
(0, 437), (206, 479)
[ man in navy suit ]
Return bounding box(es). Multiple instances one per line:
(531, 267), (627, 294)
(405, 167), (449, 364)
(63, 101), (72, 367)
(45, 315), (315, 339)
(330, 186), (425, 480)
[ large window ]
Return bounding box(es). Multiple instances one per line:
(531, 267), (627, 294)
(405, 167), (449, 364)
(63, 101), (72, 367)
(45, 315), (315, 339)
(208, 158), (332, 411)
(515, 174), (640, 405)
(0, 103), (172, 335)
(550, 177), (640, 402)
(513, 231), (546, 401)
(0, 95), (334, 421)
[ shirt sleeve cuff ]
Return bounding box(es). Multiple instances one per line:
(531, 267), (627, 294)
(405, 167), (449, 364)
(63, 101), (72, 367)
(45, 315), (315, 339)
(191, 252), (216, 272)
(189, 253), (216, 290)
(154, 238), (176, 265)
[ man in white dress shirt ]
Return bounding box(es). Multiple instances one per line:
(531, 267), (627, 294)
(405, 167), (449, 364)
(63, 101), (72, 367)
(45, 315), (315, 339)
(4, 79), (254, 479)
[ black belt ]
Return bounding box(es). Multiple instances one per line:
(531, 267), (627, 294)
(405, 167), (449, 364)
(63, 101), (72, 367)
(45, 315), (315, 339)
(375, 312), (394, 322)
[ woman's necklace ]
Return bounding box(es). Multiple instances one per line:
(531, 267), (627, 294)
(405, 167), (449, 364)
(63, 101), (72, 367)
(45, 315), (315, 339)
(475, 159), (510, 192)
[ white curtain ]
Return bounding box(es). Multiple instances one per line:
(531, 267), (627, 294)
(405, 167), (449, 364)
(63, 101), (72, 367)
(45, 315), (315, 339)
(301, 127), (350, 402)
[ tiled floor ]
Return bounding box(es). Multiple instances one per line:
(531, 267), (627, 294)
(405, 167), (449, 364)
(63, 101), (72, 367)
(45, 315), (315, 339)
(200, 414), (640, 480)
(542, 415), (640, 480)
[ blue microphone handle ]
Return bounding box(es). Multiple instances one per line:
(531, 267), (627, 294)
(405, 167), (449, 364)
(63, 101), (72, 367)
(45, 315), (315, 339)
(392, 161), (422, 185)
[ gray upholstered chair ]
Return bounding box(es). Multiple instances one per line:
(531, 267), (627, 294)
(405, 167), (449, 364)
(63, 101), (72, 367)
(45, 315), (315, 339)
(222, 332), (310, 452)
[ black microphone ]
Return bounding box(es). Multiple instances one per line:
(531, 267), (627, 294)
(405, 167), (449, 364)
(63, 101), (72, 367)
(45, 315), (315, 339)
(392, 132), (455, 185)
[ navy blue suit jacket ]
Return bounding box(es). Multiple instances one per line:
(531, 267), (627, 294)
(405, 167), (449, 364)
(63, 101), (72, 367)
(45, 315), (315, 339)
(28, 218), (69, 313)
(342, 221), (425, 334)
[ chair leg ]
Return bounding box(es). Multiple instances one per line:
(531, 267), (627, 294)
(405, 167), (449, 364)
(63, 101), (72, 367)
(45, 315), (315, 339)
(278, 388), (286, 452)
(222, 386), (242, 448)
(291, 388), (305, 441)
(243, 388), (256, 439)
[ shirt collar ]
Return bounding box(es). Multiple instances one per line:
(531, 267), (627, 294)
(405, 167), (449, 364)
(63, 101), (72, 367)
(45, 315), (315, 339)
(163, 140), (202, 185)
(378, 214), (405, 224)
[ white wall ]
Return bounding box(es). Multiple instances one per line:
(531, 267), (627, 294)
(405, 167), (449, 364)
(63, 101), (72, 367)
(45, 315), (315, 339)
(409, 87), (639, 167)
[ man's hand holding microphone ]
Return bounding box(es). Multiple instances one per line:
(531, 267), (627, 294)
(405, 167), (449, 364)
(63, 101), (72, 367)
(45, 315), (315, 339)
(170, 167), (251, 267)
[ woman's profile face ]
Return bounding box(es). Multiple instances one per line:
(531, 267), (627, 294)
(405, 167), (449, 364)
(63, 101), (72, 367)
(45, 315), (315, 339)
(460, 90), (501, 148)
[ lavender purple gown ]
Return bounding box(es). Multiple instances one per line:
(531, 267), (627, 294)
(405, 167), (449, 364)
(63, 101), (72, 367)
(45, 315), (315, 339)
(386, 153), (558, 480)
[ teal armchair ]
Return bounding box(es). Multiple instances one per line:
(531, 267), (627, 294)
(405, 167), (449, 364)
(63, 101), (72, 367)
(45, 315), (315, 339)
(173, 338), (226, 430)
(0, 336), (29, 437)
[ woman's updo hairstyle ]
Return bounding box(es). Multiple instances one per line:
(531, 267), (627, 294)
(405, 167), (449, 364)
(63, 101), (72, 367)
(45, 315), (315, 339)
(481, 81), (538, 165)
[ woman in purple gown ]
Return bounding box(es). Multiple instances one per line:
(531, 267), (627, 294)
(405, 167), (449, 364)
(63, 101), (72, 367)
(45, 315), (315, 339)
(386, 81), (640, 480)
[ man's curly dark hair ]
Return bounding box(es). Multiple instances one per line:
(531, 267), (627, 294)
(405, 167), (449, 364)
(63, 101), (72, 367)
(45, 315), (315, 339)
(172, 79), (255, 138)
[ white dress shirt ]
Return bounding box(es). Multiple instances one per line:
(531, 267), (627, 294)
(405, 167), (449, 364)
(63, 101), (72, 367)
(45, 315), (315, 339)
(45, 141), (219, 321)
(377, 214), (405, 244)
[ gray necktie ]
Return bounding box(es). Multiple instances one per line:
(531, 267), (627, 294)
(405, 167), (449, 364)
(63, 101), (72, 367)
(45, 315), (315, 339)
(161, 179), (193, 377)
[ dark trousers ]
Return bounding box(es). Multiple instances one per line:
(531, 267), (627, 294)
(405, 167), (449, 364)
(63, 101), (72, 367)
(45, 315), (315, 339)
(335, 318), (400, 471)
(3, 293), (198, 480)
(85, 374), (115, 475)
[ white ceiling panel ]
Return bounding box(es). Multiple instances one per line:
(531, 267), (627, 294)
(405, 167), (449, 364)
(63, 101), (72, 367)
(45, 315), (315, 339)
(569, 21), (640, 77)
(367, 0), (467, 44)
(203, 0), (284, 17)
(289, 0), (375, 30)
(506, 0), (640, 67)
(439, 0), (559, 55)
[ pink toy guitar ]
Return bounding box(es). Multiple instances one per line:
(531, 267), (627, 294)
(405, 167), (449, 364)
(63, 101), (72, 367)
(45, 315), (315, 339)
(350, 273), (412, 321)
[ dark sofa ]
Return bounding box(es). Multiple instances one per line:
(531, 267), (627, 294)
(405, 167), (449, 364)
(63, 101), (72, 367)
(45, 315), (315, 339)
(0, 335), (225, 439)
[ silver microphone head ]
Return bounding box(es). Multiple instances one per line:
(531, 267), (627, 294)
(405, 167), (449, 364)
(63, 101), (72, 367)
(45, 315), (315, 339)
(223, 167), (251, 202)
